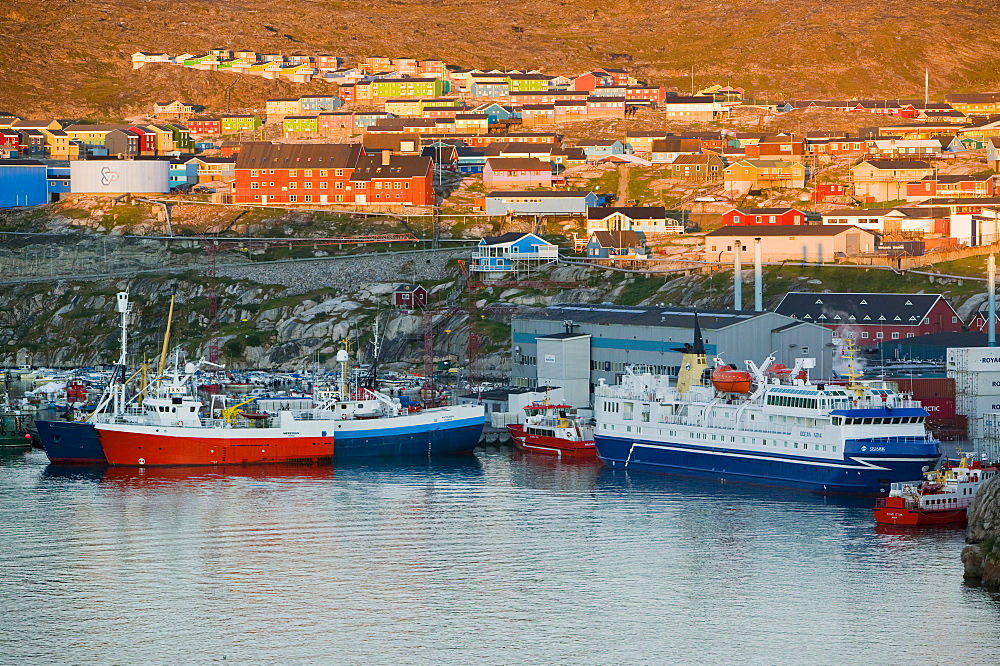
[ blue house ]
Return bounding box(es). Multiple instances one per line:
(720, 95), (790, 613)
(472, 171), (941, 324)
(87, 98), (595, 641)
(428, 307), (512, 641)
(299, 95), (344, 112)
(455, 146), (487, 174)
(46, 166), (71, 200)
(471, 103), (518, 124)
(585, 230), (647, 261)
(0, 160), (48, 208)
(354, 112), (397, 129)
(485, 190), (599, 216)
(169, 159), (199, 189)
(471, 232), (558, 278)
(576, 140), (627, 161)
(470, 82), (511, 98)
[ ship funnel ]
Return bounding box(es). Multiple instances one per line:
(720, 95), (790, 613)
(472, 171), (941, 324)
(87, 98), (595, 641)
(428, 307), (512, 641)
(753, 237), (763, 312)
(116, 291), (130, 313)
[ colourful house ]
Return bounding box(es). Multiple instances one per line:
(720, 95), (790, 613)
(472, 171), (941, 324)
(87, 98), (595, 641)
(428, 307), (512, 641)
(471, 232), (559, 278)
(221, 115), (262, 133)
(299, 95), (343, 112)
(722, 207), (808, 226)
(483, 158), (552, 188)
(283, 116), (320, 134)
(724, 160), (807, 195)
(508, 74), (550, 92)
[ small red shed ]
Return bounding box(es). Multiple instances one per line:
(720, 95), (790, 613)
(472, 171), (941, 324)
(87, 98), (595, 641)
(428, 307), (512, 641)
(394, 283), (428, 308)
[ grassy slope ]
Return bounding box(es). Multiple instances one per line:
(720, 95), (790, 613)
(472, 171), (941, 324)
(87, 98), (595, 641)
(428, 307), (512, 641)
(3, 0), (1000, 117)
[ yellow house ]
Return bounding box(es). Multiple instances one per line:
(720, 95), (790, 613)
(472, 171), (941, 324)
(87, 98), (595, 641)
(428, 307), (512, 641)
(723, 159), (806, 195)
(944, 93), (1000, 116)
(40, 129), (80, 160)
(384, 99), (425, 117)
(266, 98), (302, 117)
(147, 124), (179, 153)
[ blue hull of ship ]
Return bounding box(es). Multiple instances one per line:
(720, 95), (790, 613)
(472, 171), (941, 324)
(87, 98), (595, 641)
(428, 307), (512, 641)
(594, 435), (941, 494)
(36, 420), (106, 464)
(334, 418), (484, 459)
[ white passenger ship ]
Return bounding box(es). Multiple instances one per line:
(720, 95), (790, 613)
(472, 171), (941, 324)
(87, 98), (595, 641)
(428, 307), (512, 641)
(593, 319), (941, 494)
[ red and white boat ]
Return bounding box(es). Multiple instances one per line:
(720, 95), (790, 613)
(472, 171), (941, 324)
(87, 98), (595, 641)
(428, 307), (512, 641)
(94, 367), (334, 467)
(506, 400), (595, 459)
(874, 458), (997, 526)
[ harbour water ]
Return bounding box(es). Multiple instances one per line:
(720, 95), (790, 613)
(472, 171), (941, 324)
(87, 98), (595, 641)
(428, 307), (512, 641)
(2, 446), (999, 664)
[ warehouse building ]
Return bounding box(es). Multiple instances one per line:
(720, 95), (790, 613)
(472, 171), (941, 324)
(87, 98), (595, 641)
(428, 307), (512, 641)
(511, 304), (835, 407)
(0, 159), (48, 208)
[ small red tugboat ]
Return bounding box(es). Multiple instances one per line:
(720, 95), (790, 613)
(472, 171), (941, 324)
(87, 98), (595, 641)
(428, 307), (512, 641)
(506, 400), (596, 459)
(874, 458), (997, 526)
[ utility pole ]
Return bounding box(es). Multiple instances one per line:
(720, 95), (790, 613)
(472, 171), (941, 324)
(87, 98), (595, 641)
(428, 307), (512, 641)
(924, 68), (929, 106)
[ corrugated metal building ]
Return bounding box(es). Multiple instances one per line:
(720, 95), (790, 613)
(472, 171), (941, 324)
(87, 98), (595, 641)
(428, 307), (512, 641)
(0, 159), (48, 208)
(512, 304), (834, 407)
(70, 159), (170, 194)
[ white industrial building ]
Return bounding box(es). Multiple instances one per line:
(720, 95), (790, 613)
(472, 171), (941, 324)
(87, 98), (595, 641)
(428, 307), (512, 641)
(511, 305), (835, 408)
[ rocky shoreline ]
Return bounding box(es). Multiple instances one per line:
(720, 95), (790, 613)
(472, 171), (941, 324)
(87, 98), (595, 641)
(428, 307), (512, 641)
(963, 474), (1000, 590)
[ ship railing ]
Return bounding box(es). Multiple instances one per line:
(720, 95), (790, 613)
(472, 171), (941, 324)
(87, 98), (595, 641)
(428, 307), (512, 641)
(875, 496), (974, 510)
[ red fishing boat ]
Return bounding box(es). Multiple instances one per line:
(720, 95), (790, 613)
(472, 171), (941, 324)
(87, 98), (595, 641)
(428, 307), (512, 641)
(874, 458), (997, 526)
(506, 400), (596, 459)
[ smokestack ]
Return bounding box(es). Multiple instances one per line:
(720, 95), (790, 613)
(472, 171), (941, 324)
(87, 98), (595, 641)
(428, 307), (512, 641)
(734, 241), (743, 310)
(754, 237), (763, 312)
(381, 150), (391, 166)
(990, 254), (997, 347)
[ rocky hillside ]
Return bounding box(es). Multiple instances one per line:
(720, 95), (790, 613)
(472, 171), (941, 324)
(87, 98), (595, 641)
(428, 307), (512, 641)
(3, 0), (1000, 116)
(963, 474), (1000, 591)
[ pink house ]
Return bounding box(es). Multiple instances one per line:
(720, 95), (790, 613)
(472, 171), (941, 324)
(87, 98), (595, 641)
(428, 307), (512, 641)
(483, 157), (553, 188)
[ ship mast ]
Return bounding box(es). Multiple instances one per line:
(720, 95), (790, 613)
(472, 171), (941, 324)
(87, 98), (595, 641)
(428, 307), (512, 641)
(115, 291), (132, 414)
(674, 312), (709, 395)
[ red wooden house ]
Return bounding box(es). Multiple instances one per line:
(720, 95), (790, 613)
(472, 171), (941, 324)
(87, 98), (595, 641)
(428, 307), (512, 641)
(813, 183), (847, 202)
(232, 143), (364, 205)
(571, 71), (613, 92)
(0, 129), (20, 151)
(775, 293), (964, 344)
(393, 283), (429, 308)
(349, 153), (435, 206)
(969, 310), (1000, 334)
(187, 117), (222, 136)
(127, 126), (159, 155)
(722, 207), (807, 225)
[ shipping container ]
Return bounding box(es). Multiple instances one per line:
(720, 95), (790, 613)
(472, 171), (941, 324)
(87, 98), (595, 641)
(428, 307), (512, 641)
(977, 413), (1000, 462)
(894, 377), (955, 400)
(920, 397), (956, 421)
(946, 347), (1000, 373)
(951, 370), (1000, 397)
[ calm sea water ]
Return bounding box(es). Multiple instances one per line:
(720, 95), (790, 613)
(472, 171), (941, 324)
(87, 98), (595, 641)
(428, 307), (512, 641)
(1, 445), (999, 665)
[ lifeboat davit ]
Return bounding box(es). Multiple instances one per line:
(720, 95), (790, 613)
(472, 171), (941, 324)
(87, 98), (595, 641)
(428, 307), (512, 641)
(712, 366), (752, 393)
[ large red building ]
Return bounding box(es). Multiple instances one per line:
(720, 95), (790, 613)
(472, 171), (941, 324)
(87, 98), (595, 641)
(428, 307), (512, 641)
(187, 117), (222, 136)
(722, 207), (808, 226)
(775, 293), (964, 344)
(232, 142), (435, 206)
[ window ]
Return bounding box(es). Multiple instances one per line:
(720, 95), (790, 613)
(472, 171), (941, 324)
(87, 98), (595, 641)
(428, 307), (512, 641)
(335, 194), (344, 202)
(320, 170), (328, 177)
(304, 195), (313, 202)
(861, 331), (869, 338)
(289, 195), (297, 202)
(289, 182), (297, 189)
(952, 316), (958, 323)
(304, 169), (313, 177)
(250, 169), (259, 177)
(335, 169), (343, 176)
(892, 332), (900, 339)
(876, 332), (884, 339)
(305, 182), (313, 189)
(251, 182), (259, 189)
(289, 169), (298, 177)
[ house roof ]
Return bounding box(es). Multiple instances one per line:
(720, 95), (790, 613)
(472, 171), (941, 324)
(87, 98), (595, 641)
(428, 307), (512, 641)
(774, 292), (949, 325)
(670, 154), (717, 165)
(651, 137), (702, 152)
(858, 159), (933, 170)
(913, 197), (1000, 205)
(731, 207), (803, 215)
(485, 157), (551, 171)
(705, 225), (874, 237)
(480, 232), (542, 244)
(823, 208), (893, 217)
(514, 304), (768, 329)
(351, 155), (431, 180)
(576, 140), (619, 147)
(925, 174), (994, 183)
(590, 230), (642, 248)
(0, 159), (46, 166)
(487, 190), (593, 198)
(234, 142), (363, 169)
(587, 206), (667, 220)
(394, 283), (426, 293)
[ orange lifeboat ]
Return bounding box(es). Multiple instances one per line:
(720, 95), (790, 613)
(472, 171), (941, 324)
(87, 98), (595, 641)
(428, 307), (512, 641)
(766, 363), (793, 378)
(712, 366), (752, 393)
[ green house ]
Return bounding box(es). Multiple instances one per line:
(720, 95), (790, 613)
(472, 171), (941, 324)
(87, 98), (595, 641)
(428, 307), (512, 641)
(508, 74), (550, 93)
(221, 115), (262, 133)
(371, 78), (447, 98)
(283, 115), (320, 133)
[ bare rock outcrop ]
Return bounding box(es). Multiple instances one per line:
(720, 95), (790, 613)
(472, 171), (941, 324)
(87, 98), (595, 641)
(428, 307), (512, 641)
(963, 473), (1000, 590)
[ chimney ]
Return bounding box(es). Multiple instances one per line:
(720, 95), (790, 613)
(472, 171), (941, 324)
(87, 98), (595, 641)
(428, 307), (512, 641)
(381, 150), (391, 166)
(733, 242), (743, 310)
(990, 254), (997, 347)
(754, 237), (763, 312)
